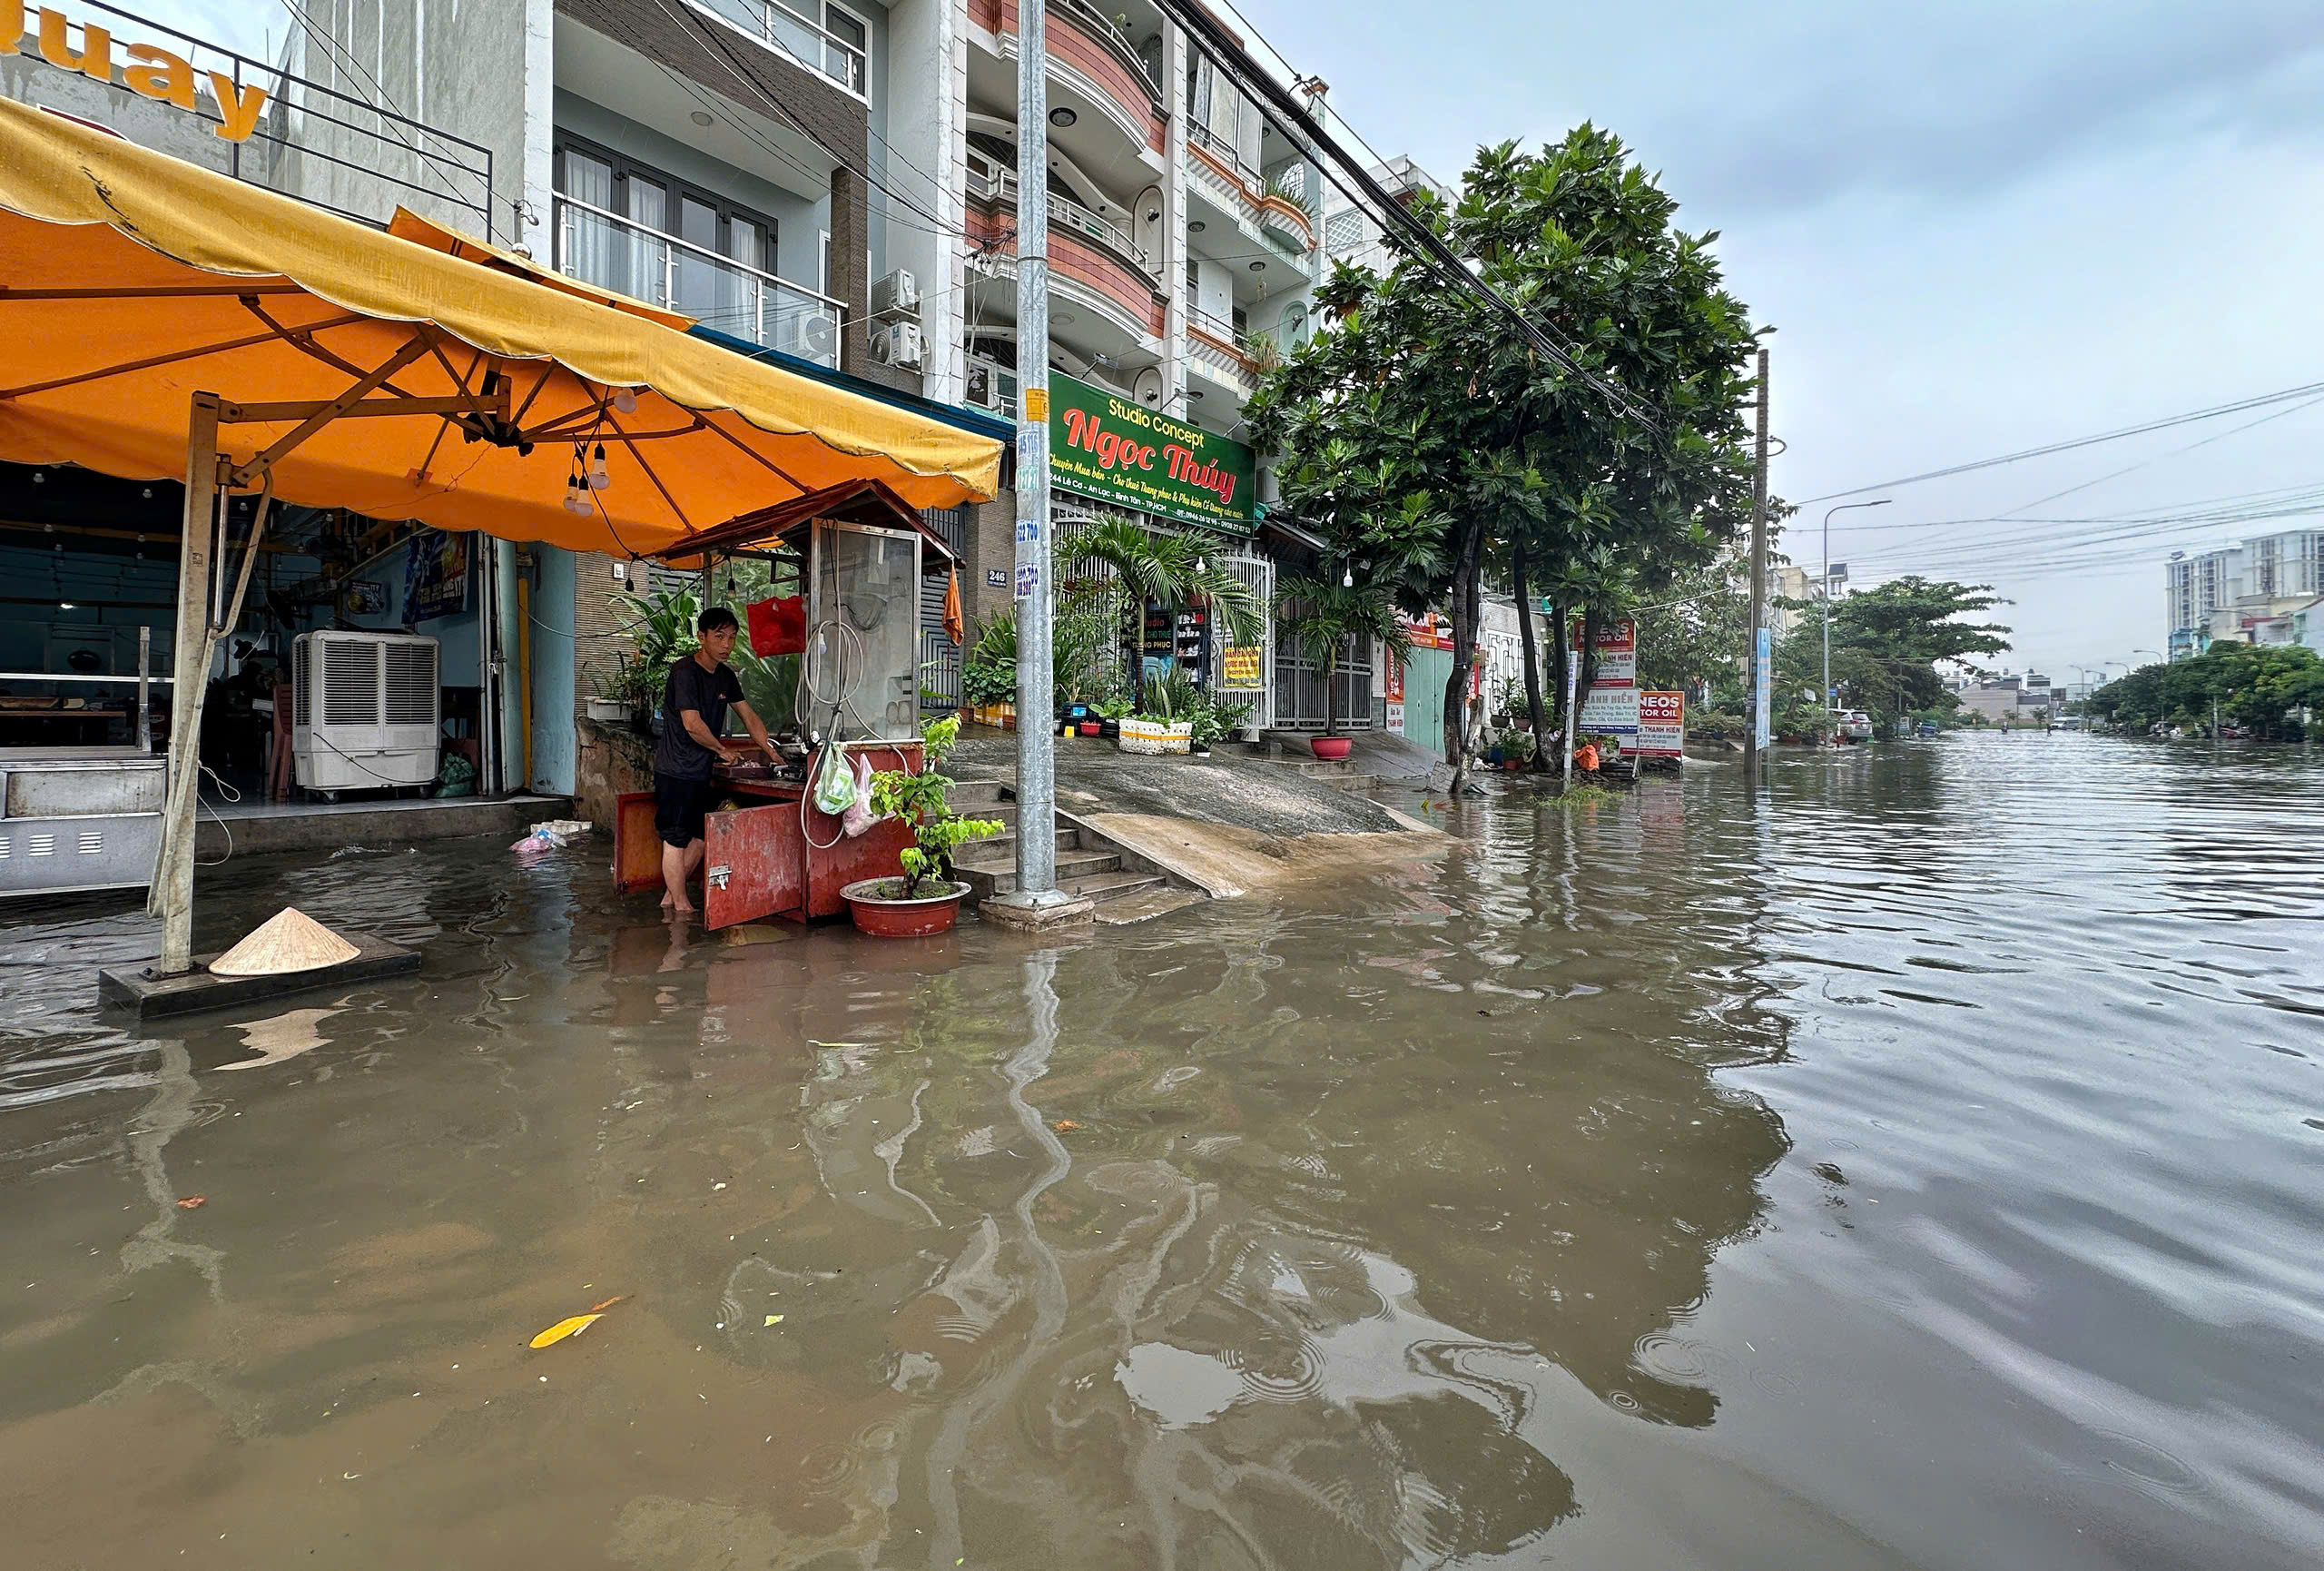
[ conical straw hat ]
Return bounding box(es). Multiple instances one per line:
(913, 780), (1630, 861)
(208, 908), (360, 976)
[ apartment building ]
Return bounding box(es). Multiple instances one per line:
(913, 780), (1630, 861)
(2164, 528), (2324, 658)
(1, 0), (1363, 762)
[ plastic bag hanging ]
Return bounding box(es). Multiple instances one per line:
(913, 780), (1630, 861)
(812, 743), (856, 817)
(840, 751), (879, 838)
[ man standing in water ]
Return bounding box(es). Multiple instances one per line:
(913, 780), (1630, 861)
(654, 607), (775, 915)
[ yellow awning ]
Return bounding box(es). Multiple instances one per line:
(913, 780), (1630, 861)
(0, 97), (1000, 553)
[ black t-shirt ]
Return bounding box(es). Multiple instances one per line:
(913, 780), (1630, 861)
(654, 657), (745, 780)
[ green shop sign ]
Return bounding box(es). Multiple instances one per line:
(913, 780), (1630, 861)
(1047, 371), (1256, 533)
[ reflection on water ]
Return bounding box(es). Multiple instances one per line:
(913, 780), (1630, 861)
(1, 735), (2320, 1568)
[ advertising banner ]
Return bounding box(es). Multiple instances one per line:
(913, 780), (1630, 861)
(1638, 690), (1686, 756)
(1753, 627), (1773, 749)
(1400, 614), (1455, 652)
(1049, 371), (1256, 531)
(1384, 655), (1404, 703)
(1219, 645), (1264, 688)
(1571, 618), (1637, 686)
(1578, 684), (1640, 738)
(402, 531), (470, 621)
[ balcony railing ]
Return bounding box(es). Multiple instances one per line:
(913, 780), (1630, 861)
(965, 353), (1019, 419)
(553, 194), (846, 368)
(964, 149), (1154, 274)
(1187, 121), (1256, 185)
(1055, 0), (1160, 99)
(684, 0), (867, 98)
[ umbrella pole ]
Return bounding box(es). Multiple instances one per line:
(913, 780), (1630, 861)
(153, 392), (222, 974)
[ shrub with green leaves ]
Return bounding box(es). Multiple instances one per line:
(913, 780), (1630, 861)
(867, 716), (1004, 899)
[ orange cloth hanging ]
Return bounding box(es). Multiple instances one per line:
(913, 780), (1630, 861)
(942, 566), (965, 646)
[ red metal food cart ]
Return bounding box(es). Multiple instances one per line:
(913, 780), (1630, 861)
(612, 480), (959, 928)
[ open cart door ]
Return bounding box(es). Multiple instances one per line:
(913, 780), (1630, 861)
(702, 801), (807, 929)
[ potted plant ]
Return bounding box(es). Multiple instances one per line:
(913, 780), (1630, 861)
(959, 613), (1019, 729)
(1276, 572), (1412, 763)
(1497, 726), (1537, 771)
(841, 716), (1004, 937)
(1189, 692), (1252, 756)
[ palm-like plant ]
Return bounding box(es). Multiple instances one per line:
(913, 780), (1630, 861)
(1276, 573), (1413, 738)
(1060, 516), (1265, 650)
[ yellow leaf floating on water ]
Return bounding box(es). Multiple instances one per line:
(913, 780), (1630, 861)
(529, 1313), (602, 1349)
(764, 1314), (783, 1327)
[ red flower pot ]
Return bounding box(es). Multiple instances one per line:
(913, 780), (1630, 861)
(1079, 721), (1102, 736)
(1310, 736), (1353, 761)
(841, 878), (969, 937)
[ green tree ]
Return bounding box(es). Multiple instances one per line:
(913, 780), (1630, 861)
(1826, 577), (2009, 725)
(1250, 127), (1760, 786)
(1275, 573), (1416, 738)
(2089, 645), (2323, 737)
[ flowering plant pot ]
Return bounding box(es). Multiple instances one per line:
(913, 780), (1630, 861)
(841, 877), (970, 937)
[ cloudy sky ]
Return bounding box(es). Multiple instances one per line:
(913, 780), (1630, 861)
(119, 2), (2324, 676)
(1267, 0), (2324, 677)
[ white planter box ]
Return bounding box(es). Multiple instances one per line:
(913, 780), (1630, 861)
(586, 697), (634, 723)
(1165, 720), (1193, 755)
(1118, 717), (1169, 756)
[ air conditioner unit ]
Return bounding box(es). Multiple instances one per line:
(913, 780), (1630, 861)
(869, 320), (923, 370)
(1133, 366), (1165, 407)
(791, 312), (839, 364)
(870, 269), (920, 319)
(291, 630), (439, 793)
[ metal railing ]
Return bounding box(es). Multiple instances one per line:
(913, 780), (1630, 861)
(965, 149), (1153, 273)
(1186, 307), (1273, 368)
(965, 353), (1019, 418)
(1187, 120), (1257, 186)
(553, 194), (845, 368)
(684, 0), (868, 97)
(55, 1), (496, 234)
(1055, 0), (1162, 100)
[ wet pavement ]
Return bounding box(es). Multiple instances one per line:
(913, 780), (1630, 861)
(2, 734), (2320, 1569)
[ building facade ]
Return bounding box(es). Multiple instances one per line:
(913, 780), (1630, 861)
(2165, 528), (2324, 659)
(2, 0), (1363, 802)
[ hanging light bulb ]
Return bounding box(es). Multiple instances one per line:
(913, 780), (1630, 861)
(612, 388), (638, 414)
(588, 442), (610, 489)
(1342, 563), (1354, 588)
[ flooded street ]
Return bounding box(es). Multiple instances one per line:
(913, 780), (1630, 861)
(3, 735), (2320, 1570)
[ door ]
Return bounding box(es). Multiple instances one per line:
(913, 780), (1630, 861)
(1401, 647), (1453, 757)
(1214, 547), (1273, 729)
(702, 801), (806, 928)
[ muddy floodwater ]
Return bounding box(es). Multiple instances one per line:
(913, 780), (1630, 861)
(4, 735), (2321, 1569)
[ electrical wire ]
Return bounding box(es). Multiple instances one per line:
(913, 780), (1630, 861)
(274, 0), (498, 233)
(1799, 379), (2324, 504)
(1149, 0), (1659, 430)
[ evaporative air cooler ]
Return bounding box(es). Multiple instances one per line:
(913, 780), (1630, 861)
(291, 630), (440, 793)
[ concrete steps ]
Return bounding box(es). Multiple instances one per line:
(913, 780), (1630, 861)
(948, 780), (1194, 919)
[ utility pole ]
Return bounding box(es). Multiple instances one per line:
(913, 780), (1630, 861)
(1746, 346), (1769, 775)
(990, 0), (1078, 927)
(1821, 499), (1889, 744)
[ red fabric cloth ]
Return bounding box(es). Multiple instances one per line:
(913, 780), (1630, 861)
(746, 594), (805, 657)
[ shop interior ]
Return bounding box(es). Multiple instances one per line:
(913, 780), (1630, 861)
(0, 459), (494, 808)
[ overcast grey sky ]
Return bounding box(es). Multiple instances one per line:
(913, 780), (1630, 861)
(141, 1), (2324, 675)
(1262, 0), (2324, 677)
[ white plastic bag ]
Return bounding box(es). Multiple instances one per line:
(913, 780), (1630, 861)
(841, 751), (879, 837)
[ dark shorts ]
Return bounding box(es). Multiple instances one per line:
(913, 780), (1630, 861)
(654, 774), (720, 848)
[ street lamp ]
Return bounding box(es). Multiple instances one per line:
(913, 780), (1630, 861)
(1822, 499), (1890, 741)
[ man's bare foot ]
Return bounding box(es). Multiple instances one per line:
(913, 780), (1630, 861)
(667, 902), (695, 917)
(660, 893), (675, 910)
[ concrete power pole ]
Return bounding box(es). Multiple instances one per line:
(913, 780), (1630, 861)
(990, 0), (1083, 928)
(1746, 346), (1769, 776)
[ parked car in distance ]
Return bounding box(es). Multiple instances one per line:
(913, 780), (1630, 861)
(1830, 708), (1874, 742)
(1916, 720), (1940, 737)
